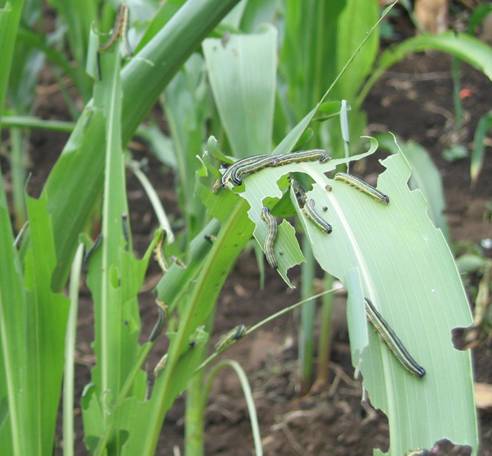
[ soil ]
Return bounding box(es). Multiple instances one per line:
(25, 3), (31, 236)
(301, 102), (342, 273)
(2, 18), (492, 456)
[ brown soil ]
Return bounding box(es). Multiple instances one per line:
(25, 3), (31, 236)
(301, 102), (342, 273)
(3, 26), (492, 456)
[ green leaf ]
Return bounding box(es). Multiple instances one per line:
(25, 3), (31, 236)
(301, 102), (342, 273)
(0, 193), (70, 456)
(63, 243), (85, 456)
(203, 25), (277, 157)
(468, 4), (492, 35)
(34, 0), (241, 290)
(84, 44), (162, 452)
(470, 111), (492, 185)
(329, 0), (379, 101)
(359, 32), (492, 106)
(232, 145), (478, 454)
(281, 0), (378, 112)
(0, 0), (24, 119)
(378, 135), (449, 239)
(84, 231), (160, 454)
(0, 7), (30, 449)
(134, 0), (186, 53)
(163, 53), (208, 239)
(205, 360), (263, 455)
(240, 0), (278, 33)
(92, 44), (129, 410)
(119, 201), (253, 455)
(0, 174), (26, 456)
(84, 46), (160, 452)
(23, 196), (70, 455)
(47, 0), (97, 66)
(155, 220), (220, 312)
(47, 0), (97, 98)
(16, 27), (80, 88)
(239, 139), (378, 282)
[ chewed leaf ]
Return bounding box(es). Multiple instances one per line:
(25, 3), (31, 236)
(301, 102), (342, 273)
(296, 153), (476, 455)
(238, 137), (378, 285)
(238, 137), (478, 455)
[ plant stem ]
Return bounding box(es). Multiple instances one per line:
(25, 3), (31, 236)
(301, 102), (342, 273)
(197, 287), (340, 373)
(315, 274), (334, 387)
(299, 237), (316, 392)
(185, 372), (206, 456)
(204, 361), (263, 456)
(1, 115), (75, 132)
(63, 244), (84, 456)
(9, 127), (26, 229)
(185, 314), (214, 456)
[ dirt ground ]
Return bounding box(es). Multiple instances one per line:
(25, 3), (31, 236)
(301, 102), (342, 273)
(2, 19), (492, 456)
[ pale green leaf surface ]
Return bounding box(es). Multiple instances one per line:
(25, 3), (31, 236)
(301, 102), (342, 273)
(342, 267), (368, 371)
(203, 26), (277, 157)
(378, 135), (449, 239)
(237, 146), (477, 454)
(298, 154), (476, 455)
(238, 139), (378, 285)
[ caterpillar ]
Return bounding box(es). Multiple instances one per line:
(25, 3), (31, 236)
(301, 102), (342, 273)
(221, 149), (330, 187)
(302, 199), (332, 234)
(261, 207), (278, 269)
(148, 307), (165, 342)
(334, 173), (390, 205)
(215, 324), (247, 354)
(99, 3), (130, 52)
(365, 298), (425, 378)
